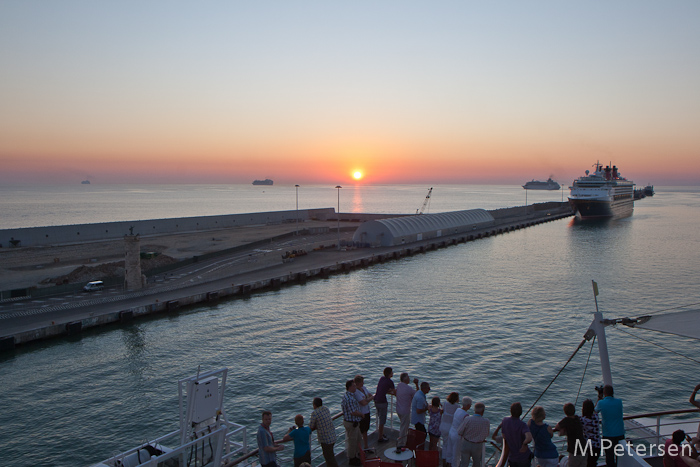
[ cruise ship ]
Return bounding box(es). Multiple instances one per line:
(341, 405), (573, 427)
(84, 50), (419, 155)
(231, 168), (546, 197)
(522, 178), (560, 190)
(568, 162), (635, 219)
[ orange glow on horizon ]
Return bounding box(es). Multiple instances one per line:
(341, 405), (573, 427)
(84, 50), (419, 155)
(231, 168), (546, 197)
(2, 133), (699, 186)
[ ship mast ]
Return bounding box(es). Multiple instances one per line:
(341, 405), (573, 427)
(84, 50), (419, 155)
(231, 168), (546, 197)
(588, 280), (613, 386)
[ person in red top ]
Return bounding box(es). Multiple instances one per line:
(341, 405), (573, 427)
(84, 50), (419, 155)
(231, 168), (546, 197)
(690, 384), (700, 454)
(663, 430), (699, 467)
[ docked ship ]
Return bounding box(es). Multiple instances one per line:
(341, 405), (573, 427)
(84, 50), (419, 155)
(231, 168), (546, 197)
(568, 162), (635, 219)
(522, 178), (560, 190)
(252, 179), (273, 186)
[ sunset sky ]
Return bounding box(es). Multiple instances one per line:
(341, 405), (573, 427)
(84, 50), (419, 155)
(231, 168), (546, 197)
(1, 1), (699, 186)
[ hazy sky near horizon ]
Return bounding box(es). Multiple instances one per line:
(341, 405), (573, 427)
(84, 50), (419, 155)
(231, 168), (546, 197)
(1, 1), (699, 186)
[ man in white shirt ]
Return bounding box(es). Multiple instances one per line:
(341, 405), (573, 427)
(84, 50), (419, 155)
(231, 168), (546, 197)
(457, 402), (490, 467)
(395, 372), (420, 447)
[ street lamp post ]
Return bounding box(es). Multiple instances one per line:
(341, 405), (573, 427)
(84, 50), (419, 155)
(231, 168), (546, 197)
(335, 185), (342, 250)
(295, 184), (300, 236)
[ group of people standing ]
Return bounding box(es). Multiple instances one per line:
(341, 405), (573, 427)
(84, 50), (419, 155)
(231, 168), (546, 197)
(256, 397), (338, 467)
(372, 370), (627, 467)
(257, 370), (699, 467)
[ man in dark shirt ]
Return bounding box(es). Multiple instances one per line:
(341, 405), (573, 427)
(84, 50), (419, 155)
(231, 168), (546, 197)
(555, 402), (586, 467)
(374, 367), (396, 443)
(493, 402), (533, 467)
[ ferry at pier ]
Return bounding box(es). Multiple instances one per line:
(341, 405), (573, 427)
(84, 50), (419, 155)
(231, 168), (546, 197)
(522, 178), (560, 190)
(568, 162), (635, 219)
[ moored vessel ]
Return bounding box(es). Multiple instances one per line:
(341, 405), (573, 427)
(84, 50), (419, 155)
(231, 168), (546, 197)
(522, 178), (560, 190)
(568, 162), (635, 219)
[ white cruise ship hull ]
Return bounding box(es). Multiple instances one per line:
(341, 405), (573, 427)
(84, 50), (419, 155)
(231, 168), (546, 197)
(568, 163), (635, 219)
(568, 196), (634, 219)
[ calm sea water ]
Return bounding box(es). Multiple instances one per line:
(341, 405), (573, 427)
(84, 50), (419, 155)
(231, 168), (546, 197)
(0, 183), (569, 228)
(1, 185), (699, 467)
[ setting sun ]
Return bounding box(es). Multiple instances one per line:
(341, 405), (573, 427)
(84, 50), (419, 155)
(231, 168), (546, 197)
(353, 171), (363, 180)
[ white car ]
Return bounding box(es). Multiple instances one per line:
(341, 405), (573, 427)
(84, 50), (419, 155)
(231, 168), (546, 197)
(83, 281), (104, 292)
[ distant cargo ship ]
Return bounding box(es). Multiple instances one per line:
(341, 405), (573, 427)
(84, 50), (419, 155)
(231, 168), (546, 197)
(568, 162), (635, 219)
(252, 179), (273, 186)
(81, 180), (91, 184)
(522, 178), (560, 190)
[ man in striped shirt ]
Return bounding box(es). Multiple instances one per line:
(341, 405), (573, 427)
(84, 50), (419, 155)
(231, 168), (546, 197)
(309, 397), (338, 467)
(341, 379), (364, 466)
(457, 402), (490, 467)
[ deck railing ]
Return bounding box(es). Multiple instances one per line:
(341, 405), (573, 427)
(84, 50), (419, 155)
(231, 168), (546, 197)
(623, 408), (699, 447)
(101, 419), (247, 467)
(493, 409), (700, 467)
(227, 395), (397, 466)
(230, 405), (699, 467)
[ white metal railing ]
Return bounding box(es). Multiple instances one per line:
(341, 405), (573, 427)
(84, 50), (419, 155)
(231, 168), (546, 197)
(229, 395), (397, 466)
(98, 420), (247, 467)
(276, 394), (397, 466)
(623, 409), (699, 447)
(493, 409), (700, 467)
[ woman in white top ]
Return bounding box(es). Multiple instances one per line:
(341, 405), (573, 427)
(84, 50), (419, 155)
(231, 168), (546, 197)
(440, 392), (460, 464)
(448, 396), (472, 467)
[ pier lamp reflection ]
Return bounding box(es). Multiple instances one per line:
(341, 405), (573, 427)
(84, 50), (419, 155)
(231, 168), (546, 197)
(335, 185), (342, 250)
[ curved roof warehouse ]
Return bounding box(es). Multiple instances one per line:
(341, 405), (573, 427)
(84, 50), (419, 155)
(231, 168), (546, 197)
(352, 209), (495, 247)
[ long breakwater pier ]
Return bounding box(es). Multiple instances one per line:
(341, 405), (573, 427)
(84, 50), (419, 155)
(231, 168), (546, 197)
(0, 202), (573, 350)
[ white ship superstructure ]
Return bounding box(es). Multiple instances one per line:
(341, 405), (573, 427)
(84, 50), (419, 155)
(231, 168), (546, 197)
(522, 178), (560, 190)
(568, 162), (635, 219)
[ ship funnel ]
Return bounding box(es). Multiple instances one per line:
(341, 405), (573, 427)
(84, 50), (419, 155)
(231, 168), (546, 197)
(605, 166), (612, 180)
(612, 166), (618, 178)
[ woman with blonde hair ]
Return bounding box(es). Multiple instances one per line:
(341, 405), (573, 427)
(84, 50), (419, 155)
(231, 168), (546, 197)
(529, 406), (559, 467)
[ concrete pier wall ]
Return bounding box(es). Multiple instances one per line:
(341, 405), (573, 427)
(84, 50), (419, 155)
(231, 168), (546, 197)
(0, 209), (408, 248)
(0, 209), (337, 247)
(0, 205), (573, 349)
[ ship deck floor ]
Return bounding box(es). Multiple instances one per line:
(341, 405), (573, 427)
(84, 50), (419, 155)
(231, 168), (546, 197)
(320, 427), (441, 467)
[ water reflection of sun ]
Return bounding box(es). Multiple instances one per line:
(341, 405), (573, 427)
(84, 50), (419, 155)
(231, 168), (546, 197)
(353, 171), (363, 180)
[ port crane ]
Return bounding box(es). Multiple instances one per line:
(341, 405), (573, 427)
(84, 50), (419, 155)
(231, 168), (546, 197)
(416, 187), (433, 215)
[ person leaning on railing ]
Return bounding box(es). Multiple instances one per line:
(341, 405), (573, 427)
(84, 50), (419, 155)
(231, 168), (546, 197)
(281, 414), (311, 467)
(309, 397), (338, 467)
(257, 410), (285, 467)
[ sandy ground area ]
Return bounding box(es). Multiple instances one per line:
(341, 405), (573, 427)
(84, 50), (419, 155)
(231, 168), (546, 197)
(0, 220), (357, 290)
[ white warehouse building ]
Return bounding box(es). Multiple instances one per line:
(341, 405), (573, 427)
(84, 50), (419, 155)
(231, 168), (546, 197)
(352, 209), (495, 247)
